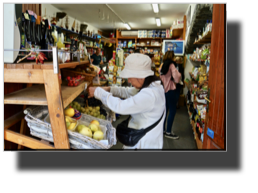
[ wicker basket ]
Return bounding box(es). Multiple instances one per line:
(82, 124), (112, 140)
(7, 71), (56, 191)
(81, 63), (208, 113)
(24, 106), (116, 149)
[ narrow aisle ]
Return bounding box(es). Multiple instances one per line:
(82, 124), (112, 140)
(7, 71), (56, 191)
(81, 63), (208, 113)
(111, 105), (197, 150)
(163, 106), (197, 149)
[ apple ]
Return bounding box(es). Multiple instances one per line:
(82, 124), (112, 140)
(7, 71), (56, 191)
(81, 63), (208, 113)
(90, 120), (100, 126)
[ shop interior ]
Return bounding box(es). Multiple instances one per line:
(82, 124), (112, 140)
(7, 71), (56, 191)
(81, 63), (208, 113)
(3, 3), (225, 150)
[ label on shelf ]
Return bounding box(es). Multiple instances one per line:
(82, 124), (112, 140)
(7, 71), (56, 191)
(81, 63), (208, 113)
(207, 128), (214, 139)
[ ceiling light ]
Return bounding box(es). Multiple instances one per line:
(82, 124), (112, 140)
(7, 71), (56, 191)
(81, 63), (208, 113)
(152, 4), (159, 13)
(156, 18), (161, 27)
(124, 23), (131, 30)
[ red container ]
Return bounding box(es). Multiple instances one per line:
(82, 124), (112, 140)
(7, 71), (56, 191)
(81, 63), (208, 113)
(66, 75), (85, 87)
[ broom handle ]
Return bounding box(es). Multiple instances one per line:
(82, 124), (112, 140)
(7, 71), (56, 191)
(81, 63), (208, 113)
(17, 52), (32, 63)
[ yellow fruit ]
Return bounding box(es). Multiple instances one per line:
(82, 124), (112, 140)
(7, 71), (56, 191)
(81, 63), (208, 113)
(65, 108), (75, 117)
(89, 123), (99, 133)
(90, 120), (100, 126)
(68, 122), (76, 131)
(77, 124), (87, 132)
(79, 127), (92, 138)
(65, 116), (75, 123)
(93, 130), (104, 141)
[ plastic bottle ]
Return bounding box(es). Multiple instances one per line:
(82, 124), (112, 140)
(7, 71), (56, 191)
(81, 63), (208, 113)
(205, 20), (209, 34)
(210, 20), (212, 32)
(112, 51), (116, 60)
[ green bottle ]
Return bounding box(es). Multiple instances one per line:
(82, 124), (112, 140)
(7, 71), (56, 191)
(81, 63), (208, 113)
(116, 54), (119, 66)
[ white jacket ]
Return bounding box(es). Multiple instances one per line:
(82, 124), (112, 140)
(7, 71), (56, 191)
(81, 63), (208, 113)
(94, 80), (166, 149)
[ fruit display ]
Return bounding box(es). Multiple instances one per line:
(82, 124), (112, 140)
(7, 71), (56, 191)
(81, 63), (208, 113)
(76, 120), (104, 141)
(65, 116), (77, 131)
(65, 108), (75, 117)
(68, 99), (107, 120)
(66, 75), (85, 87)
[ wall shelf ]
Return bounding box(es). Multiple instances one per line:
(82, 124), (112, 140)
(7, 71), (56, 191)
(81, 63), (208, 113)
(185, 4), (213, 54)
(194, 32), (212, 44)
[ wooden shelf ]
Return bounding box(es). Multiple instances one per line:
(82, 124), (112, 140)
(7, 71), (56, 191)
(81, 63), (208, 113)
(4, 111), (24, 130)
(171, 28), (184, 39)
(137, 37), (162, 40)
(121, 47), (135, 49)
(136, 45), (161, 47)
(194, 32), (212, 45)
(4, 61), (90, 70)
(4, 81), (90, 108)
(117, 37), (137, 39)
(54, 25), (104, 43)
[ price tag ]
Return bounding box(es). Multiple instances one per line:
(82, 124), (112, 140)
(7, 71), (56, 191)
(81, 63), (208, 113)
(207, 128), (214, 139)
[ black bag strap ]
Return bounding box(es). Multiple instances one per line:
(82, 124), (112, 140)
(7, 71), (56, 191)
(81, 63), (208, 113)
(121, 110), (164, 134)
(144, 111), (164, 134)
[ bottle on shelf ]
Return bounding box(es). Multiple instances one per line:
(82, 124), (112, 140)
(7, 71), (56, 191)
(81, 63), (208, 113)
(205, 20), (209, 35)
(209, 20), (212, 32)
(115, 53), (119, 66)
(198, 29), (202, 40)
(113, 50), (116, 60)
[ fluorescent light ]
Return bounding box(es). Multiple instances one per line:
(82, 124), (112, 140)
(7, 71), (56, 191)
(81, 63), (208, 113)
(156, 18), (161, 26)
(152, 4), (159, 13)
(124, 23), (131, 30)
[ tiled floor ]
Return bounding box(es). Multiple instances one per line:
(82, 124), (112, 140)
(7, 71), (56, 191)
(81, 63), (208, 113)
(110, 105), (197, 150)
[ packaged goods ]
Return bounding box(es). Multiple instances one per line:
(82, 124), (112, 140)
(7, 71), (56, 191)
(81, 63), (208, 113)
(108, 74), (113, 82)
(109, 65), (114, 73)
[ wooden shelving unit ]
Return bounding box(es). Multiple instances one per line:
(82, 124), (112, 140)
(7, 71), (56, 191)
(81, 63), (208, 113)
(194, 32), (212, 45)
(4, 47), (92, 149)
(115, 15), (187, 52)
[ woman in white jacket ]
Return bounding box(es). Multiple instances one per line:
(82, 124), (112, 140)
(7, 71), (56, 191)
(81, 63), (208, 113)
(89, 54), (166, 149)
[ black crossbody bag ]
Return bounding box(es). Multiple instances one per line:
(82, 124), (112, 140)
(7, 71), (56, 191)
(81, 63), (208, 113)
(116, 112), (164, 147)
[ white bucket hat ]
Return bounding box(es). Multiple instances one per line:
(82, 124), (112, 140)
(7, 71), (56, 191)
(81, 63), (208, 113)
(119, 53), (154, 79)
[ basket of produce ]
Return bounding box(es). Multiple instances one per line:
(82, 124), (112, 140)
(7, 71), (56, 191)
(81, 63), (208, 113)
(61, 68), (96, 83)
(24, 106), (116, 149)
(65, 75), (85, 87)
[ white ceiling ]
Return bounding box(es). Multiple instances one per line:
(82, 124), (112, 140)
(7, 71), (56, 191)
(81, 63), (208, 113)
(51, 4), (189, 30)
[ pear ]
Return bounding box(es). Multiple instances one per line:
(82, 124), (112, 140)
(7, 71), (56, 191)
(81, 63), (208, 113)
(79, 127), (92, 138)
(77, 124), (87, 132)
(93, 130), (104, 141)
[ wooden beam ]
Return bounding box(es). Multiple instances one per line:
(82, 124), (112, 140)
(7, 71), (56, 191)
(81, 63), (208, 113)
(18, 84), (33, 150)
(4, 69), (44, 83)
(4, 129), (55, 149)
(4, 111), (24, 130)
(183, 15), (186, 40)
(43, 69), (70, 149)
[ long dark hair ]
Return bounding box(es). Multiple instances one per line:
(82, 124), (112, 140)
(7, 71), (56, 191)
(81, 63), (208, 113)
(139, 75), (163, 91)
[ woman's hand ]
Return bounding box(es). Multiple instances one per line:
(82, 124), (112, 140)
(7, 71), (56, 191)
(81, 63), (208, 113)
(88, 86), (111, 98)
(88, 87), (97, 98)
